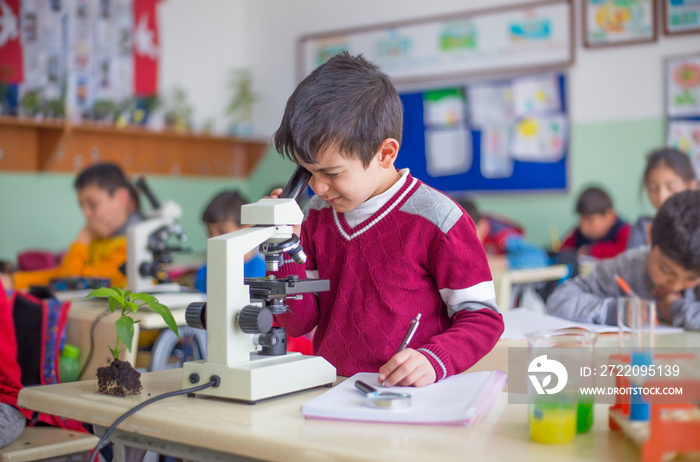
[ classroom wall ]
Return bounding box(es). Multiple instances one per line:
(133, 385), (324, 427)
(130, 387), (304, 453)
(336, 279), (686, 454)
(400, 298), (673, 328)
(1, 0), (698, 263)
(244, 0), (700, 246)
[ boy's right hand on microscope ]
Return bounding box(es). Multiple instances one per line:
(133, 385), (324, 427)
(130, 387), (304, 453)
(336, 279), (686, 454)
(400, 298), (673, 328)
(266, 189), (302, 237)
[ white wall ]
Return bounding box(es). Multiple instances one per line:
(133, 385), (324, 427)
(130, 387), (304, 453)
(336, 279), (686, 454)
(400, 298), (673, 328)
(157, 0), (699, 134)
(159, 0), (249, 133)
(242, 0), (699, 136)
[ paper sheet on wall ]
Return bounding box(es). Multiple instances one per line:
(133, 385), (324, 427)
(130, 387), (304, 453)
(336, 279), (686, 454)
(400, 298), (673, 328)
(20, 0), (66, 100)
(667, 120), (700, 179)
(423, 89), (466, 127)
(667, 57), (700, 117)
(468, 84), (513, 128)
(425, 127), (471, 177)
(481, 125), (513, 179)
(93, 0), (133, 103)
(512, 75), (560, 117)
(510, 115), (567, 162)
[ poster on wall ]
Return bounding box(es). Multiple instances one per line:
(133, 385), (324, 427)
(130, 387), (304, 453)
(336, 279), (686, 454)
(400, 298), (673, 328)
(20, 0), (66, 101)
(299, 0), (573, 83)
(583, 0), (657, 47)
(662, 0), (700, 35)
(667, 121), (700, 177)
(666, 55), (700, 117)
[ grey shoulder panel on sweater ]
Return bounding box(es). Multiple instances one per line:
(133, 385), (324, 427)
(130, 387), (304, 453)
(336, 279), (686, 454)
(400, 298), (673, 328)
(399, 183), (462, 234)
(303, 195), (331, 219)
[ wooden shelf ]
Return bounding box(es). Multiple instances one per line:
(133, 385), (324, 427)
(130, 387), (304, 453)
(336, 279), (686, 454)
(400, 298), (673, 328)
(0, 116), (268, 177)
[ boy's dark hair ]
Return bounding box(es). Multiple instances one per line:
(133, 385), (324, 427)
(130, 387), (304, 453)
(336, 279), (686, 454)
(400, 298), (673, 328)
(74, 163), (141, 211)
(455, 198), (481, 224)
(274, 52), (403, 168)
(643, 147), (696, 186)
(575, 186), (613, 215)
(202, 190), (250, 225)
(74, 162), (130, 195)
(652, 190), (700, 272)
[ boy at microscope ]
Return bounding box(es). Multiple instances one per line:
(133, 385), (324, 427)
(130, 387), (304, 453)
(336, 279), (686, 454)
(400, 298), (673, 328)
(1, 163), (142, 291)
(270, 52), (504, 388)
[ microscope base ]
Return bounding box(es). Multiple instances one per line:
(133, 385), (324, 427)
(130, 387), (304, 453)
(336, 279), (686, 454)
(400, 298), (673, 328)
(182, 353), (337, 403)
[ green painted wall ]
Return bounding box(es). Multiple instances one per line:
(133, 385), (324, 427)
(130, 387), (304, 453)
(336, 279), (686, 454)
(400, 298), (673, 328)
(0, 116), (663, 263)
(0, 173), (249, 262)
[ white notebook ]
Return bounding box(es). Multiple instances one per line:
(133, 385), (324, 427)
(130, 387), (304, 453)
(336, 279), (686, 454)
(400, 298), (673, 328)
(301, 370), (507, 426)
(501, 310), (683, 340)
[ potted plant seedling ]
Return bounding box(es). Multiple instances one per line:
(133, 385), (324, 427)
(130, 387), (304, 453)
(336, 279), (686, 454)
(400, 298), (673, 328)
(85, 287), (179, 397)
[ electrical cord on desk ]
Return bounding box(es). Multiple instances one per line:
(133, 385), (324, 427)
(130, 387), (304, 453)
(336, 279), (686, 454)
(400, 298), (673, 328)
(78, 307), (112, 379)
(88, 376), (220, 462)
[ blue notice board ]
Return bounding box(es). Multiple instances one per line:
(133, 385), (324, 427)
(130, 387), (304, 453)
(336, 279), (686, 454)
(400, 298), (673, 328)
(396, 74), (568, 194)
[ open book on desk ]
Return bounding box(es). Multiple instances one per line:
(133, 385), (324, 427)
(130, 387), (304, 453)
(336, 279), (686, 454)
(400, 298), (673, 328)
(501, 309), (683, 340)
(301, 370), (507, 426)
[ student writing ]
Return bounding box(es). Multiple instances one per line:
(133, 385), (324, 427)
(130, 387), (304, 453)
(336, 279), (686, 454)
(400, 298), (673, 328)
(269, 53), (504, 388)
(546, 190), (700, 330)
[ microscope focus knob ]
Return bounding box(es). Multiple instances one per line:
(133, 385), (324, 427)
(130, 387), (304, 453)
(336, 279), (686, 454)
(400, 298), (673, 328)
(185, 302), (207, 330)
(239, 305), (274, 334)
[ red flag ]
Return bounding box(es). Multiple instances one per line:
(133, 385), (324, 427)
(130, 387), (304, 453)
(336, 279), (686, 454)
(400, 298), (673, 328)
(0, 0), (23, 83)
(132, 0), (159, 96)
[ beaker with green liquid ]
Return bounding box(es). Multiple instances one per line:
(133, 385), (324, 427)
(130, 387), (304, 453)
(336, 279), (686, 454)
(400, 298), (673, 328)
(526, 328), (598, 443)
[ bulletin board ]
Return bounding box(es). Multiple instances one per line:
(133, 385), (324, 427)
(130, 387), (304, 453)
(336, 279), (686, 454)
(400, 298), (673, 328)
(297, 0), (574, 84)
(395, 73), (568, 194)
(665, 54), (700, 178)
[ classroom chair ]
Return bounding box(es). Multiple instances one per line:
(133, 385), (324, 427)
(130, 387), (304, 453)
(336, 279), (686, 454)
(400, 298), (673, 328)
(0, 427), (98, 462)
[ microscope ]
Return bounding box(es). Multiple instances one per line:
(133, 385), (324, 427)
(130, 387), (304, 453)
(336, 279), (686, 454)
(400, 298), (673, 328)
(182, 167), (336, 403)
(126, 177), (187, 293)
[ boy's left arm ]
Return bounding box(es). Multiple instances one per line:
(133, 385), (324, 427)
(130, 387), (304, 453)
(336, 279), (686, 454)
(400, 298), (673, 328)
(419, 220), (504, 380)
(662, 288), (700, 330)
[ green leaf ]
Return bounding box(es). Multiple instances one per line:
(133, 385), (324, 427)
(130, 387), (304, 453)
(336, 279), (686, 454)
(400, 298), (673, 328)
(129, 293), (158, 305)
(147, 302), (179, 337)
(115, 316), (135, 353)
(111, 287), (125, 298)
(85, 287), (120, 299)
(123, 289), (132, 298)
(108, 297), (121, 313)
(123, 300), (139, 313)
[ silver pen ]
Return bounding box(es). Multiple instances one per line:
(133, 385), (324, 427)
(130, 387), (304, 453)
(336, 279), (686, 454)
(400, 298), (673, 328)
(381, 313), (422, 388)
(396, 313), (421, 353)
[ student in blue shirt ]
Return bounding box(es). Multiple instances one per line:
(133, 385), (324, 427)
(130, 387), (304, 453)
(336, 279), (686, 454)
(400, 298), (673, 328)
(195, 190), (266, 292)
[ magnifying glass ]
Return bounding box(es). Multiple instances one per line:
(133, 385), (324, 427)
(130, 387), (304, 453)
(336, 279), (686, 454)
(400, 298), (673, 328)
(354, 380), (412, 409)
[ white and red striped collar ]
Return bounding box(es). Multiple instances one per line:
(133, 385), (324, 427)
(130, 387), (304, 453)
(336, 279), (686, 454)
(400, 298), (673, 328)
(334, 170), (418, 241)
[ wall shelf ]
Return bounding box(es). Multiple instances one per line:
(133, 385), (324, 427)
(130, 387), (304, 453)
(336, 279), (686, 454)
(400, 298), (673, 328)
(0, 116), (268, 177)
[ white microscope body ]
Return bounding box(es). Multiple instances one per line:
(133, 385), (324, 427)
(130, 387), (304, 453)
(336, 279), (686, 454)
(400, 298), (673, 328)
(126, 200), (184, 293)
(181, 197), (336, 403)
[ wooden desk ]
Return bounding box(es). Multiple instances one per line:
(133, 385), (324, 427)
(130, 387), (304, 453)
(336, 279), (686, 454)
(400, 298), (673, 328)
(65, 292), (206, 380)
(18, 368), (645, 462)
(492, 264), (569, 312)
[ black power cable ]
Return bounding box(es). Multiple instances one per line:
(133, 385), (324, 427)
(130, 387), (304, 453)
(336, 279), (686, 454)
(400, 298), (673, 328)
(88, 376), (220, 462)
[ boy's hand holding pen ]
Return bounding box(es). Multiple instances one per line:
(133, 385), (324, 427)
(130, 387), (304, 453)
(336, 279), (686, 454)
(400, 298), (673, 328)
(377, 313), (437, 388)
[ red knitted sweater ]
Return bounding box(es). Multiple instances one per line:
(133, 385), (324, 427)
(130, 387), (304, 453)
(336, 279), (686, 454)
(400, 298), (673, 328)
(275, 174), (504, 380)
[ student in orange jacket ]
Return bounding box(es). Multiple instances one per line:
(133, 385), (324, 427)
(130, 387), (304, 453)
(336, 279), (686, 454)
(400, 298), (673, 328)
(1, 163), (142, 291)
